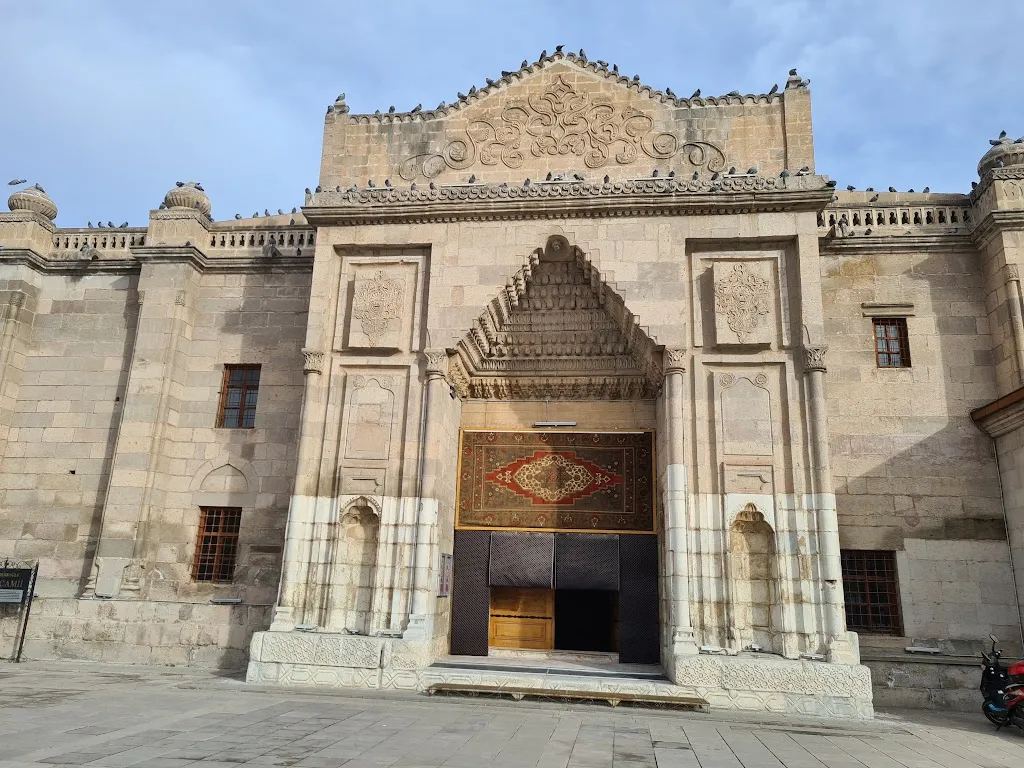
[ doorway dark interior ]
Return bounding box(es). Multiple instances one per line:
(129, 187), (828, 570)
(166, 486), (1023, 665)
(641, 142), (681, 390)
(554, 590), (618, 653)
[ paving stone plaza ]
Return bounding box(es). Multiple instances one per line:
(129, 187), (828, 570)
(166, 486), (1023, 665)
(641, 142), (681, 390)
(0, 662), (1022, 768)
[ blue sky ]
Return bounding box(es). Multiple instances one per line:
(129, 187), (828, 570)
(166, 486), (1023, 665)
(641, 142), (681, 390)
(2, 1), (1020, 226)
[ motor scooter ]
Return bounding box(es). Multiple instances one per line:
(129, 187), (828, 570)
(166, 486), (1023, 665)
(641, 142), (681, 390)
(980, 634), (1024, 729)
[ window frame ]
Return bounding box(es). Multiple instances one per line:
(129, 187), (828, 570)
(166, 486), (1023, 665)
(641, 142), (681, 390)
(872, 317), (912, 369)
(840, 549), (903, 635)
(192, 506), (242, 583)
(216, 364), (261, 429)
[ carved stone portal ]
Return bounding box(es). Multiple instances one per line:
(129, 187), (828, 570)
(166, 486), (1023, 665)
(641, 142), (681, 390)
(713, 262), (772, 346)
(451, 235), (661, 399)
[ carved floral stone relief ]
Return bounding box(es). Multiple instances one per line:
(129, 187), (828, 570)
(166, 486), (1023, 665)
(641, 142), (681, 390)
(713, 262), (772, 346)
(399, 75), (726, 180)
(350, 270), (404, 348)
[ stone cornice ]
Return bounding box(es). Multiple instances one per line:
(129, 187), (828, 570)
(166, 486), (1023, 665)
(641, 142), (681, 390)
(131, 245), (312, 274)
(303, 178), (833, 226)
(970, 210), (1024, 249)
(819, 233), (975, 255)
(0, 247), (139, 275)
(972, 385), (1024, 438)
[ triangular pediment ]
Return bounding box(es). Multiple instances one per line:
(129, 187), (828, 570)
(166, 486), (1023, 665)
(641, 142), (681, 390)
(394, 61), (726, 184)
(450, 236), (661, 400)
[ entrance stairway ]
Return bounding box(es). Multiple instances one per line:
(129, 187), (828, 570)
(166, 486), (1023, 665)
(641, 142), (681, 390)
(423, 653), (709, 711)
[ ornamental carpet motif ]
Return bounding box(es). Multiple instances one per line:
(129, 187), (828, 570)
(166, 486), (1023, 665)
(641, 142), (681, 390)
(457, 431), (654, 532)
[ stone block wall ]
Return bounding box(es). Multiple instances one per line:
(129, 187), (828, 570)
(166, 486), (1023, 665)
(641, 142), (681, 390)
(0, 273), (139, 594)
(821, 243), (1018, 652)
(0, 266), (310, 666)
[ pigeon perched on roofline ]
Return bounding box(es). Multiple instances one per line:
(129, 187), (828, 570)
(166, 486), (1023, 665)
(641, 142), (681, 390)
(234, 214), (242, 220)
(866, 187), (874, 191)
(888, 186), (897, 192)
(87, 221), (94, 228)
(847, 185), (855, 191)
(691, 88), (700, 99)
(727, 90), (741, 98)
(780, 169), (790, 178)
(768, 84), (779, 95)
(869, 194), (879, 202)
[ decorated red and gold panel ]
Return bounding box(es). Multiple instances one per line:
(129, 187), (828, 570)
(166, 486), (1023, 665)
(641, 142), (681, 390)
(457, 431), (654, 533)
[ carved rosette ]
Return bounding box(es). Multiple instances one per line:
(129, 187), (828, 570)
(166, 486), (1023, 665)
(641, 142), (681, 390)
(352, 270), (403, 347)
(714, 263), (770, 344)
(399, 75), (726, 180)
(423, 349), (448, 380)
(663, 348), (687, 375)
(302, 348), (325, 375)
(803, 345), (828, 373)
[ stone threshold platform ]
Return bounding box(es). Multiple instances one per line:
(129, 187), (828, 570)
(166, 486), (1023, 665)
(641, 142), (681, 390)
(246, 631), (875, 719)
(434, 651), (668, 680)
(423, 655), (706, 711)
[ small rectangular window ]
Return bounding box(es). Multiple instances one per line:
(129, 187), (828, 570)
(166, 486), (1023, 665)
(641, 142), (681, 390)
(216, 364), (261, 428)
(841, 549), (902, 635)
(872, 318), (911, 368)
(192, 507), (242, 583)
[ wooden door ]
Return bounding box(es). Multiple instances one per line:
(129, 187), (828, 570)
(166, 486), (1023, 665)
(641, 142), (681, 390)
(488, 587), (554, 650)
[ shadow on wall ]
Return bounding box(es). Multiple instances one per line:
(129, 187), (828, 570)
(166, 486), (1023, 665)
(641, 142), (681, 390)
(823, 249), (1020, 656)
(78, 275), (141, 593)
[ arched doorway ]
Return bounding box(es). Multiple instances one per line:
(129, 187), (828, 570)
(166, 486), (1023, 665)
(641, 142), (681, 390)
(446, 235), (663, 664)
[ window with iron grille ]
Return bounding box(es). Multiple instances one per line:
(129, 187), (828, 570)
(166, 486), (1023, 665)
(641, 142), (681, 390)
(192, 507), (242, 583)
(841, 549), (902, 634)
(216, 364), (261, 428)
(872, 317), (911, 368)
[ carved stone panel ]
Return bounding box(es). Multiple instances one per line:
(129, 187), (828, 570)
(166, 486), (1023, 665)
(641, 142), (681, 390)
(719, 373), (773, 456)
(398, 73), (727, 181)
(344, 376), (396, 461)
(712, 261), (773, 347)
(348, 269), (405, 349)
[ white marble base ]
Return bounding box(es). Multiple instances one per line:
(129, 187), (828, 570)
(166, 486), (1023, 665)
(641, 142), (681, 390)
(246, 631), (874, 719)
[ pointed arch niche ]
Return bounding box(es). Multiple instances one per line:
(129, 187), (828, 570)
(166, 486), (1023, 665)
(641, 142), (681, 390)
(447, 235), (662, 401)
(728, 503), (781, 654)
(326, 496), (381, 635)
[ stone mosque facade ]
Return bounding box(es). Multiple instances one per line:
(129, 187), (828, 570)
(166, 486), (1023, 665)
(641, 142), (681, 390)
(2, 51), (1024, 717)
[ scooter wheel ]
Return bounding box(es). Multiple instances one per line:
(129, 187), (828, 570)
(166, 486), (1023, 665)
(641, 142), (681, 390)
(983, 702), (1010, 726)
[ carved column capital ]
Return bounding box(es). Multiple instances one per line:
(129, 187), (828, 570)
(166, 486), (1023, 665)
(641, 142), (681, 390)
(663, 348), (687, 376)
(423, 348), (448, 380)
(174, 289), (187, 306)
(803, 345), (828, 373)
(1006, 263), (1021, 282)
(8, 292), (24, 308)
(301, 348), (324, 375)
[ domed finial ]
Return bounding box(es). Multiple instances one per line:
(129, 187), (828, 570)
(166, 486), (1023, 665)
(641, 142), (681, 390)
(8, 183), (58, 221)
(163, 181), (211, 217)
(978, 130), (1024, 176)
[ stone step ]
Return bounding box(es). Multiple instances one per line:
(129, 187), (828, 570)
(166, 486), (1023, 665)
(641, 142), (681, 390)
(421, 667), (709, 711)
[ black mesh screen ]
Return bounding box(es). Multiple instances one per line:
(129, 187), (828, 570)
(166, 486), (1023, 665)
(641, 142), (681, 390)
(488, 531), (554, 588)
(555, 533), (619, 590)
(618, 534), (660, 664)
(450, 530), (490, 656)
